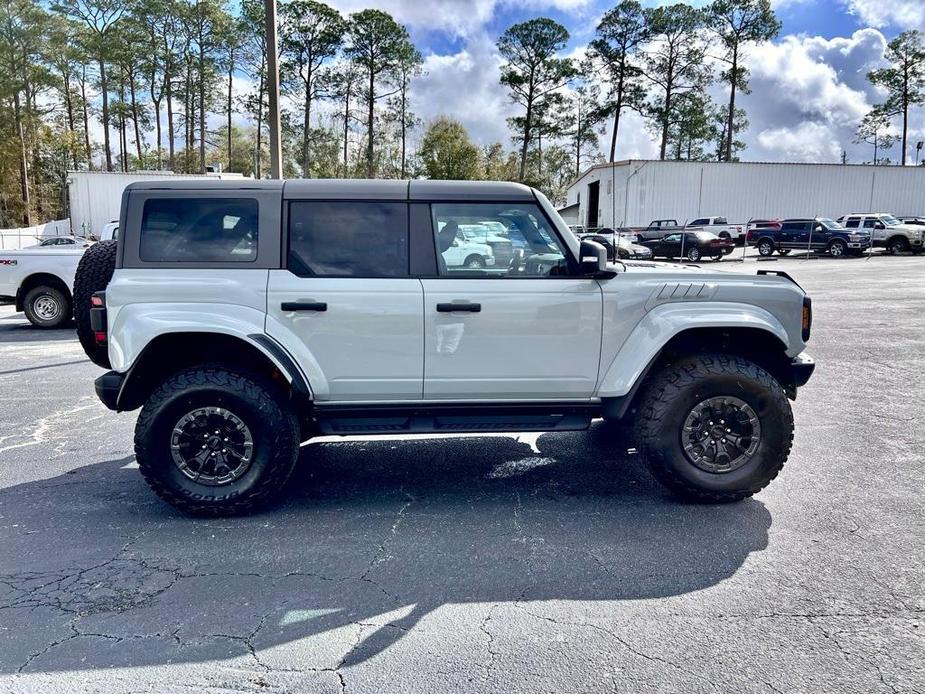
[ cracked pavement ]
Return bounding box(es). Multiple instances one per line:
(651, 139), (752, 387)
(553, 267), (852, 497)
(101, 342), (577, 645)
(0, 254), (923, 693)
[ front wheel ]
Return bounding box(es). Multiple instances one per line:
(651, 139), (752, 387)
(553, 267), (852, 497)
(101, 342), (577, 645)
(135, 367), (300, 516)
(828, 239), (847, 257)
(23, 285), (71, 328)
(888, 238), (909, 255)
(635, 354), (793, 502)
(464, 255), (487, 269)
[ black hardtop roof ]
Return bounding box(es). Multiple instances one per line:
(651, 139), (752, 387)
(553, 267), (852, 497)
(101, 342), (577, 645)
(125, 178), (537, 202)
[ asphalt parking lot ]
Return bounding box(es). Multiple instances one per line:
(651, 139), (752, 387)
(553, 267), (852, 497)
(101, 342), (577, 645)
(0, 252), (922, 693)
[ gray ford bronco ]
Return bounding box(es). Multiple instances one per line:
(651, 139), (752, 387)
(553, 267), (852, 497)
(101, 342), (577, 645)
(75, 179), (815, 515)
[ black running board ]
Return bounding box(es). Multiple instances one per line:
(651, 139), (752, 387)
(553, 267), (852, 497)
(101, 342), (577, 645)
(313, 403), (598, 435)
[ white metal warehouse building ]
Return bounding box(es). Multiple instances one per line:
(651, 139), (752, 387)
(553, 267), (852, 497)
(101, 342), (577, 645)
(563, 160), (925, 229)
(66, 170), (245, 237)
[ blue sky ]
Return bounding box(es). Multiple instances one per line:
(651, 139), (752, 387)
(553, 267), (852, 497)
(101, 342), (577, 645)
(315, 1), (925, 164)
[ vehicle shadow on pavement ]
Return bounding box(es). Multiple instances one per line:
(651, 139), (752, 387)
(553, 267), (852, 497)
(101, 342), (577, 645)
(0, 423), (771, 675)
(0, 323), (76, 344)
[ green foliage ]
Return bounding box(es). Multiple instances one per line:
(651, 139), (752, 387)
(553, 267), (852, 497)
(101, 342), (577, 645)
(280, 0), (344, 176)
(498, 17), (576, 181)
(642, 3), (711, 161)
(868, 30), (925, 165)
(345, 9), (414, 177)
(587, 1), (649, 161)
(854, 110), (896, 165)
(418, 117), (481, 180)
(708, 0), (780, 161)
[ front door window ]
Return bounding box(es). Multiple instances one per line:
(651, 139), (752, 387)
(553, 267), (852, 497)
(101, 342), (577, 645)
(432, 203), (570, 277)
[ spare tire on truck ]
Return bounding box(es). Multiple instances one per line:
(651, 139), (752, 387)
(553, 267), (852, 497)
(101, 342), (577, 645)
(74, 240), (117, 368)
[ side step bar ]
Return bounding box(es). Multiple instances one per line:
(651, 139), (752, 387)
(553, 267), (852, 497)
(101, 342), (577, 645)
(313, 403), (598, 436)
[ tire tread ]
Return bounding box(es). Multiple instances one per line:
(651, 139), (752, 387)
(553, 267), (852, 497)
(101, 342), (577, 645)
(636, 353), (793, 503)
(134, 366), (299, 516)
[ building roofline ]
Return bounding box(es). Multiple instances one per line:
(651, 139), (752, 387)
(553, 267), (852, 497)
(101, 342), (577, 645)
(567, 159), (925, 190)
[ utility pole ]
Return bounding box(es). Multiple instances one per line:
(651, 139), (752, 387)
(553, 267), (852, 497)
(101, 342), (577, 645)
(265, 0), (283, 179)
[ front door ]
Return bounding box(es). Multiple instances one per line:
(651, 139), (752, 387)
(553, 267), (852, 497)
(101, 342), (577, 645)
(266, 200), (424, 402)
(422, 202), (603, 400)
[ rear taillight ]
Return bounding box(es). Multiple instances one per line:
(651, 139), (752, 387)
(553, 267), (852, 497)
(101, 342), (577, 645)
(802, 296), (812, 342)
(90, 291), (107, 346)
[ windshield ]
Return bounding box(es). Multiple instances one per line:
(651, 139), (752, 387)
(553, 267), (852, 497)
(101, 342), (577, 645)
(818, 219), (842, 230)
(881, 215), (900, 226)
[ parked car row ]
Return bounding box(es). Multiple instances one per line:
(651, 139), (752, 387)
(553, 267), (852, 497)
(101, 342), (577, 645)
(745, 213), (923, 257)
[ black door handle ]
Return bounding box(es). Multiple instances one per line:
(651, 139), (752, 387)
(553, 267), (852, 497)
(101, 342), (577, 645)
(281, 301), (327, 312)
(437, 302), (481, 313)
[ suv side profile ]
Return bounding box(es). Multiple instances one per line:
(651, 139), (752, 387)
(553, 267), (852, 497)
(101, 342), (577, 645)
(80, 179), (815, 516)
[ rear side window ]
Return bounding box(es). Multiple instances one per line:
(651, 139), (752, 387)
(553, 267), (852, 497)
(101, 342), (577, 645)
(288, 201), (408, 277)
(140, 198), (258, 262)
(843, 218), (859, 228)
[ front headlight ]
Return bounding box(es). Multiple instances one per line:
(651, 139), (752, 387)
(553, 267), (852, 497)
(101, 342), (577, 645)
(848, 234), (863, 241)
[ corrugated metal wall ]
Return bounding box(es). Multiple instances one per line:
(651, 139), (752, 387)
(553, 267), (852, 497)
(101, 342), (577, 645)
(569, 161), (925, 228)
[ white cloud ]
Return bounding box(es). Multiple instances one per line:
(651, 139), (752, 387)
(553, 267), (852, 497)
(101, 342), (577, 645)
(843, 0), (925, 30)
(410, 33), (515, 145)
(756, 122), (844, 161)
(738, 29), (890, 162)
(325, 0), (591, 38)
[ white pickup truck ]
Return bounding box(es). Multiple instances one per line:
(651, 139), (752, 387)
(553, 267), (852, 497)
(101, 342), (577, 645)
(637, 217), (745, 242)
(0, 222), (118, 328)
(0, 247), (84, 327)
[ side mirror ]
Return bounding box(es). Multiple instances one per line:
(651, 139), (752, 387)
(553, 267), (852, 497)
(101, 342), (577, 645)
(815, 225), (823, 232)
(580, 239), (612, 277)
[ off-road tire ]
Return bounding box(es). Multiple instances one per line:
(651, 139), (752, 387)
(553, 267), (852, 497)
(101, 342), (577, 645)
(757, 239), (774, 257)
(135, 366), (300, 516)
(23, 286), (71, 328)
(635, 353), (793, 503)
(74, 240), (117, 367)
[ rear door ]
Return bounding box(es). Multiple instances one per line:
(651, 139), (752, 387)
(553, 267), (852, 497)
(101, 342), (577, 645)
(420, 201), (602, 401)
(265, 198), (424, 402)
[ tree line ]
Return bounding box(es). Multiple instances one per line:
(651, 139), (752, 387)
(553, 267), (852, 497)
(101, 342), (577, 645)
(0, 0), (922, 229)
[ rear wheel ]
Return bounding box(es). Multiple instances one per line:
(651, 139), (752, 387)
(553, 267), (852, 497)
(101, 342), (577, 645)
(827, 239), (847, 257)
(686, 247), (701, 262)
(635, 354), (793, 502)
(23, 286), (71, 328)
(757, 239), (774, 257)
(464, 255), (486, 269)
(135, 366), (300, 516)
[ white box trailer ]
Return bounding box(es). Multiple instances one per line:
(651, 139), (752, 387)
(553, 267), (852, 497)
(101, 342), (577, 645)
(66, 170), (246, 237)
(565, 160), (925, 229)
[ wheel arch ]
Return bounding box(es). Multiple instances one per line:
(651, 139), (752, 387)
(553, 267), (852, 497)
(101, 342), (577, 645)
(114, 332), (312, 416)
(598, 308), (795, 420)
(15, 273), (72, 312)
(885, 234), (909, 249)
